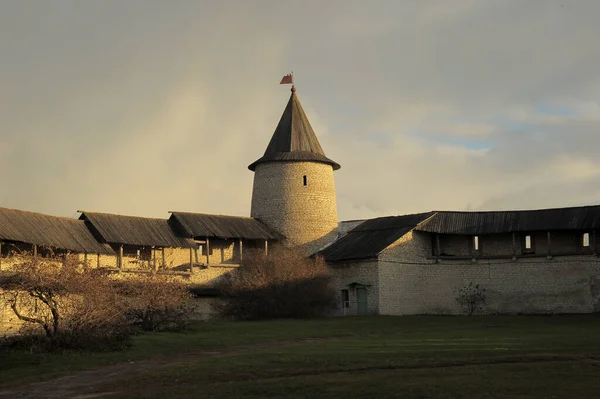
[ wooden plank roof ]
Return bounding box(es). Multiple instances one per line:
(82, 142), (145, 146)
(79, 212), (196, 248)
(322, 205), (600, 262)
(248, 86), (340, 171)
(415, 205), (600, 235)
(0, 207), (114, 254)
(319, 212), (435, 262)
(169, 212), (283, 240)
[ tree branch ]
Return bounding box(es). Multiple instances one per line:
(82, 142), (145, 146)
(9, 293), (52, 337)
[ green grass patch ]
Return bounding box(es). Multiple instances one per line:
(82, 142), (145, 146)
(2, 315), (600, 398)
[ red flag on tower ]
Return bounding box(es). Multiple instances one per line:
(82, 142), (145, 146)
(280, 73), (293, 84)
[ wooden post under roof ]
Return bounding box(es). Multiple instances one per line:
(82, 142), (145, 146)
(435, 234), (441, 258)
(162, 248), (166, 269)
(593, 230), (597, 254)
(189, 247), (193, 273)
(206, 237), (210, 266)
(84, 252), (88, 271)
(153, 248), (158, 272)
(264, 240), (268, 257)
(547, 232), (552, 256)
(0, 240), (2, 271)
(97, 253), (100, 268)
(239, 239), (243, 265)
(118, 244), (123, 270)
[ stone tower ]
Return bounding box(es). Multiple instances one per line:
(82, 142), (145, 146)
(249, 85), (340, 253)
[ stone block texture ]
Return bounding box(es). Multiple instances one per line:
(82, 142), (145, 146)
(251, 161), (338, 254)
(329, 260), (379, 316)
(377, 231), (600, 315)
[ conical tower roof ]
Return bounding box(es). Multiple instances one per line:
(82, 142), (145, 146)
(248, 86), (341, 171)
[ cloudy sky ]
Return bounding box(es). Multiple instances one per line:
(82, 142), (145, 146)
(1, 0), (599, 221)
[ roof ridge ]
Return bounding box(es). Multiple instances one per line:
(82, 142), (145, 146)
(432, 204), (600, 214)
(169, 211), (256, 220)
(0, 205), (82, 222)
(78, 210), (169, 221)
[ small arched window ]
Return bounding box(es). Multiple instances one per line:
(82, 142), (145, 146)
(303, 175), (307, 186)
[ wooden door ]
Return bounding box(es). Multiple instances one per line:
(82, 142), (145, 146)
(356, 287), (368, 315)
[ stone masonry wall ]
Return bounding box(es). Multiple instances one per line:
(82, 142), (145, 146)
(377, 230), (600, 315)
(250, 161), (338, 254)
(328, 260), (379, 316)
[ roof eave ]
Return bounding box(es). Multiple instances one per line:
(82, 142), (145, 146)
(248, 157), (341, 171)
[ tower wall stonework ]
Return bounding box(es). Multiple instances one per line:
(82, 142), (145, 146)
(250, 161), (338, 253)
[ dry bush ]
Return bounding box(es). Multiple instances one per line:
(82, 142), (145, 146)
(455, 282), (487, 316)
(114, 274), (192, 332)
(0, 252), (131, 350)
(213, 247), (335, 320)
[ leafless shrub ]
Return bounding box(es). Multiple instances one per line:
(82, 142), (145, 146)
(0, 251), (131, 350)
(213, 247), (335, 320)
(114, 274), (192, 332)
(455, 282), (487, 316)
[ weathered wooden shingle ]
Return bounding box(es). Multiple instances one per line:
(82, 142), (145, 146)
(79, 212), (196, 248)
(0, 207), (114, 254)
(169, 212), (283, 240)
(416, 205), (600, 235)
(248, 87), (340, 171)
(320, 212), (435, 262)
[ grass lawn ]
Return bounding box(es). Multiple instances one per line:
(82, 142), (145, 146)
(2, 315), (600, 398)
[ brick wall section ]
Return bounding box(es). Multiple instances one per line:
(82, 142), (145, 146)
(376, 230), (600, 315)
(328, 260), (379, 316)
(250, 161), (338, 254)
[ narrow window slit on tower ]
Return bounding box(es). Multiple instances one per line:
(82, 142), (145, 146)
(303, 175), (307, 186)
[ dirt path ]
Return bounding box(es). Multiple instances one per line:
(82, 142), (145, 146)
(1, 342), (598, 399)
(0, 337), (345, 399)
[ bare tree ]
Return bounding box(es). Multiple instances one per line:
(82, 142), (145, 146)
(114, 273), (191, 331)
(0, 252), (129, 349)
(213, 247), (335, 320)
(455, 282), (487, 316)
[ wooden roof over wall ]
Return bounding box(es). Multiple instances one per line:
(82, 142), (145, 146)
(79, 212), (196, 248)
(169, 212), (283, 240)
(322, 205), (600, 262)
(0, 207), (114, 254)
(416, 205), (600, 235)
(319, 212), (435, 262)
